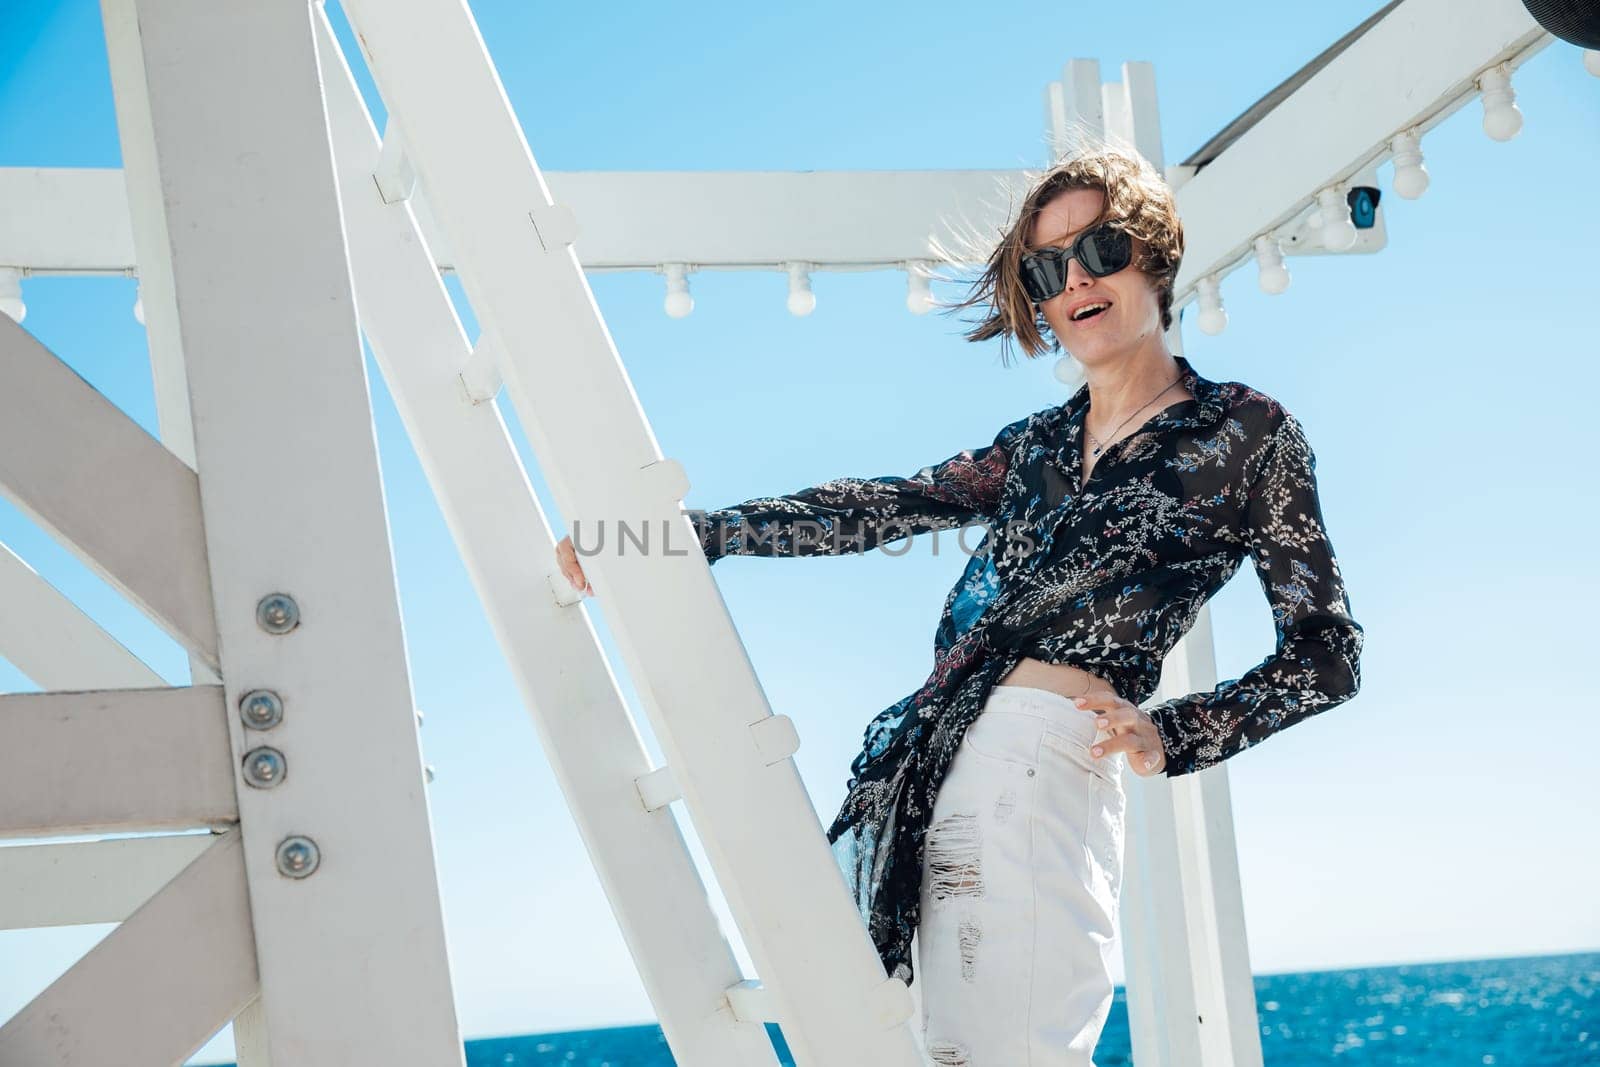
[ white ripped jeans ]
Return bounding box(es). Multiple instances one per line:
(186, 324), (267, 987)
(914, 684), (1126, 1066)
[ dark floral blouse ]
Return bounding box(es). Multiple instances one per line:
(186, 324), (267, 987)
(686, 353), (1363, 985)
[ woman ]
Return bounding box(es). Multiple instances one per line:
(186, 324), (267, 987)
(557, 145), (1363, 1065)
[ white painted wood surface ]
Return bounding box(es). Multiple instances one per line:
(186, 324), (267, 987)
(0, 685), (235, 838)
(100, 0), (197, 470)
(333, 0), (921, 1062)
(0, 832), (214, 930)
(312, 9), (778, 1064)
(0, 539), (167, 690)
(1124, 605), (1264, 1067)
(0, 831), (259, 1065)
(132, 1), (464, 1062)
(0, 316), (218, 670)
(2, 164), (1026, 275)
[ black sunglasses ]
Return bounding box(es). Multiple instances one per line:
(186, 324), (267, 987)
(1018, 222), (1133, 303)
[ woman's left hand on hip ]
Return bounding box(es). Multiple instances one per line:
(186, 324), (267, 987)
(1073, 691), (1167, 776)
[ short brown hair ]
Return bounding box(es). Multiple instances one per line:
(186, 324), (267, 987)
(939, 140), (1185, 367)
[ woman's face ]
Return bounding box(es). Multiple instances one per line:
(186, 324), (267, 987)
(1026, 187), (1164, 366)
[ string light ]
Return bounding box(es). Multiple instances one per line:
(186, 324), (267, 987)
(1253, 235), (1290, 295)
(1196, 275), (1227, 336)
(785, 262), (816, 317)
(1314, 186), (1359, 252)
(905, 262), (934, 315)
(1476, 63), (1523, 142)
(1389, 129), (1430, 199)
(662, 263), (693, 318)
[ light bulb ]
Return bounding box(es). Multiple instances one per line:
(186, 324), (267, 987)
(662, 263), (693, 318)
(1389, 129), (1430, 199)
(0, 268), (25, 324)
(786, 263), (816, 317)
(905, 264), (934, 315)
(1585, 50), (1600, 78)
(1196, 275), (1227, 336)
(1253, 235), (1290, 295)
(133, 285), (146, 325)
(1316, 187), (1358, 252)
(1477, 64), (1523, 142)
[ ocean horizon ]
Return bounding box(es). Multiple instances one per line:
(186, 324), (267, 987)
(195, 949), (1598, 1065)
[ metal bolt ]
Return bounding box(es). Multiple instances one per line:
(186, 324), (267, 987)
(242, 746), (287, 788)
(256, 593), (300, 634)
(415, 708), (425, 728)
(239, 689), (284, 730)
(424, 764), (436, 784)
(1027, 768), (1036, 777)
(276, 835), (320, 879)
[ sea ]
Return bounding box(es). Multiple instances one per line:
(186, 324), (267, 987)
(213, 950), (1600, 1065)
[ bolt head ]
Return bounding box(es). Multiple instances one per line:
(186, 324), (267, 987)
(242, 746), (287, 788)
(256, 593), (300, 635)
(240, 689), (284, 730)
(276, 835), (320, 878)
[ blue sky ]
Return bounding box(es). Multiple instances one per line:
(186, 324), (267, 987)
(3, 1), (1598, 1061)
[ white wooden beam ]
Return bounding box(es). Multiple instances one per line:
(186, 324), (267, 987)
(0, 316), (219, 671)
(0, 539), (167, 690)
(0, 685), (235, 838)
(0, 833), (213, 930)
(2, 164), (1028, 274)
(1081, 62), (1267, 1067)
(0, 830), (259, 1065)
(312, 11), (777, 1065)
(132, 1), (464, 1062)
(0, 167), (134, 270)
(101, 0), (198, 468)
(1170, 0), (1551, 301)
(336, 3), (921, 1064)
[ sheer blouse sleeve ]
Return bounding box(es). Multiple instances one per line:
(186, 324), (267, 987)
(686, 415), (1025, 565)
(1143, 411), (1364, 776)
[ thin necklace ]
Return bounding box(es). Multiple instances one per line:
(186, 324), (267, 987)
(1085, 374), (1184, 457)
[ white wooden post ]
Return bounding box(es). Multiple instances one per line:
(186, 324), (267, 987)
(99, 0), (260, 1048)
(1044, 58), (1268, 1067)
(129, 0), (465, 1061)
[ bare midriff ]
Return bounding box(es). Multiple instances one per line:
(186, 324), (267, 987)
(995, 656), (1120, 702)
